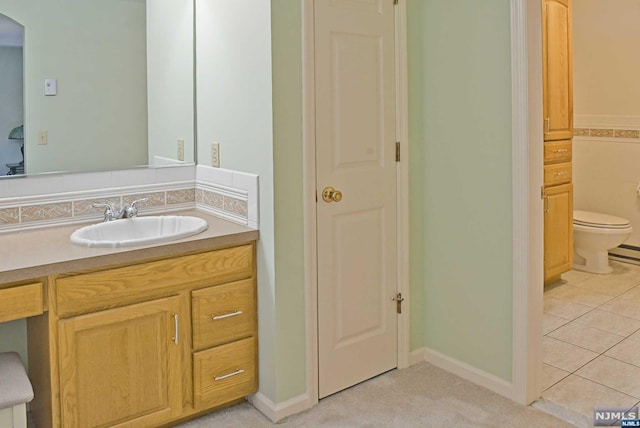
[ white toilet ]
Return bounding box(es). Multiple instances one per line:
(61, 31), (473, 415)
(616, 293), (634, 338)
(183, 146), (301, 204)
(573, 210), (632, 274)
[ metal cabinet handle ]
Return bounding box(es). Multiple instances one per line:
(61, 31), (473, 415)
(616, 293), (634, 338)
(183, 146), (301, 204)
(545, 117), (551, 135)
(544, 196), (550, 213)
(554, 171), (568, 177)
(214, 369), (245, 381)
(212, 310), (243, 320)
(171, 314), (179, 345)
(553, 148), (568, 153)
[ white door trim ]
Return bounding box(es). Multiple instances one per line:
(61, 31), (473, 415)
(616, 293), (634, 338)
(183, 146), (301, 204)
(301, 0), (410, 407)
(511, 0), (544, 405)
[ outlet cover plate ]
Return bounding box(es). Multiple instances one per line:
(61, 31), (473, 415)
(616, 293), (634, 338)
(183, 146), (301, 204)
(211, 142), (220, 167)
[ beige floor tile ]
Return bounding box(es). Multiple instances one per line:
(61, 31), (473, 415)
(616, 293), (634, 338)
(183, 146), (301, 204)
(576, 356), (640, 399)
(572, 266), (640, 297)
(600, 297), (640, 321)
(543, 298), (594, 321)
(574, 309), (640, 337)
(561, 269), (595, 285)
(541, 363), (570, 391)
(548, 322), (624, 353)
(542, 374), (638, 419)
(543, 336), (599, 372)
(605, 339), (640, 368)
(545, 284), (614, 307)
(543, 313), (571, 335)
(629, 330), (640, 342)
(621, 286), (640, 303)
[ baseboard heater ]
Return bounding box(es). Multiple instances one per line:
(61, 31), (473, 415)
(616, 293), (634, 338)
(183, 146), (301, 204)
(609, 244), (640, 265)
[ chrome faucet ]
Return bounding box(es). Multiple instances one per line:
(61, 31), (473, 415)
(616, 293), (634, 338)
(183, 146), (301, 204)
(92, 198), (149, 222)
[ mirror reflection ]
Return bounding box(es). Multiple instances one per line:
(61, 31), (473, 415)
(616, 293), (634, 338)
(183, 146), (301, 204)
(0, 0), (194, 177)
(0, 14), (23, 175)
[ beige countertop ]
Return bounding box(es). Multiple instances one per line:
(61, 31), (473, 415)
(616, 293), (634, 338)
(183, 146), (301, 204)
(0, 211), (259, 284)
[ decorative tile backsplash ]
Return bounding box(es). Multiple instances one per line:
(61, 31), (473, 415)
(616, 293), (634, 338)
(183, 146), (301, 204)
(574, 127), (640, 140)
(0, 165), (259, 232)
(0, 207), (19, 224)
(21, 202), (73, 223)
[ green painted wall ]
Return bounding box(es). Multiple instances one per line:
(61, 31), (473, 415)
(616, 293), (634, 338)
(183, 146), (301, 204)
(267, 0), (515, 401)
(407, 0), (426, 352)
(271, 0), (308, 403)
(417, 0), (514, 381)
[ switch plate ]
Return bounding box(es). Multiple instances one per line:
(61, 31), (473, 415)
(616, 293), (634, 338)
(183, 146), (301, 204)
(211, 142), (220, 167)
(177, 139), (185, 161)
(44, 79), (57, 96)
(38, 130), (48, 145)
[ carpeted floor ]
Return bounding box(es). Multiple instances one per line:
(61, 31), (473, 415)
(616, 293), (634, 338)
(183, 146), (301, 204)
(178, 362), (575, 427)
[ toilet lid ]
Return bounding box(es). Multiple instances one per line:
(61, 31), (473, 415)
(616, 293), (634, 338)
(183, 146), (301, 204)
(573, 210), (631, 229)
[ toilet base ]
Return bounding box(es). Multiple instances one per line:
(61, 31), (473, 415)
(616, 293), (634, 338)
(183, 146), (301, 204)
(572, 249), (613, 274)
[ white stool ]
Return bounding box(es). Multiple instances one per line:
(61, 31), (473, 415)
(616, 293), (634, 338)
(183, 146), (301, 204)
(0, 352), (33, 428)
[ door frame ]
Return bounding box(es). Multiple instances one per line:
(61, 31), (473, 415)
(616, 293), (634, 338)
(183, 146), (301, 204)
(511, 0), (544, 405)
(301, 0), (410, 406)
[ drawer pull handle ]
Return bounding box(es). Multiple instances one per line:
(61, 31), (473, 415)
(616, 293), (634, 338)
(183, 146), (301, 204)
(172, 314), (179, 345)
(212, 310), (243, 320)
(554, 171), (568, 176)
(214, 369), (245, 381)
(553, 148), (568, 153)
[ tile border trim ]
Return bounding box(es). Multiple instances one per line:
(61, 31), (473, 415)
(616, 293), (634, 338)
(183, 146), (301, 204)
(0, 167), (258, 232)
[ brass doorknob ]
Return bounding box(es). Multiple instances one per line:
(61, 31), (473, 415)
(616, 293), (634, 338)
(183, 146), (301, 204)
(322, 187), (343, 203)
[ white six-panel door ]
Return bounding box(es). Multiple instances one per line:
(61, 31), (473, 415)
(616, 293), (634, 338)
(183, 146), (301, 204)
(315, 0), (398, 398)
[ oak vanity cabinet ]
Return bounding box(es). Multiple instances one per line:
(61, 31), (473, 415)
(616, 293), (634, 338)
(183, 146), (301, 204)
(542, 0), (573, 283)
(57, 297), (185, 427)
(29, 242), (257, 428)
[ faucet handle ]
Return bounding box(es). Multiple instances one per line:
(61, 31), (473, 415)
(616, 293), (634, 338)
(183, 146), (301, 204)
(92, 203), (116, 222)
(125, 198), (148, 218)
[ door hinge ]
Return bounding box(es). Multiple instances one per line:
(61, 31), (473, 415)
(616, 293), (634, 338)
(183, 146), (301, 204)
(393, 0), (398, 5)
(395, 142), (400, 162)
(392, 292), (405, 314)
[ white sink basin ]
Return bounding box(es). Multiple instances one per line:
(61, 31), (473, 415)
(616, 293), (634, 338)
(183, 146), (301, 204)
(70, 216), (208, 248)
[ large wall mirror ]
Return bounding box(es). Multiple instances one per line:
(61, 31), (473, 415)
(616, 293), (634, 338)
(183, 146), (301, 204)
(0, 0), (195, 177)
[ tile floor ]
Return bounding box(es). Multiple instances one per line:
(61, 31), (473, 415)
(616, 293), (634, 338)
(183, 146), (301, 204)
(542, 260), (640, 421)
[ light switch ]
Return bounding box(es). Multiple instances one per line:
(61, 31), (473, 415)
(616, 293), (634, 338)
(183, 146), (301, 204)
(44, 79), (57, 96)
(38, 130), (48, 145)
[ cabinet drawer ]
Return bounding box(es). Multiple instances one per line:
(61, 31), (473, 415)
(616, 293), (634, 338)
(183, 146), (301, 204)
(544, 162), (572, 186)
(193, 337), (257, 409)
(57, 245), (253, 317)
(544, 140), (572, 164)
(0, 283), (43, 323)
(192, 279), (256, 350)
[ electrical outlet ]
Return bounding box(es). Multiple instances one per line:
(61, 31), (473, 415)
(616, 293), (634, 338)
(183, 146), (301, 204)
(211, 142), (220, 167)
(38, 130), (48, 145)
(177, 138), (185, 161)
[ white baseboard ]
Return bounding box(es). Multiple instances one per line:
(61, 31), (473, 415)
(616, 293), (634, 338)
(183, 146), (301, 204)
(248, 391), (313, 423)
(411, 347), (514, 400)
(409, 348), (427, 366)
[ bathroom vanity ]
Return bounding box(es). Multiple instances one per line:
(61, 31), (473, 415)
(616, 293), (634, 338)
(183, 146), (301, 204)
(0, 212), (258, 428)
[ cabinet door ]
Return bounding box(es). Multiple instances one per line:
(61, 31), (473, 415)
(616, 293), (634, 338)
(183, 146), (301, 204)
(544, 183), (574, 281)
(58, 296), (183, 428)
(542, 0), (573, 141)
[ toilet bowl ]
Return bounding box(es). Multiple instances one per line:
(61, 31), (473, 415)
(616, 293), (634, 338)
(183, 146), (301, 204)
(573, 210), (632, 274)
